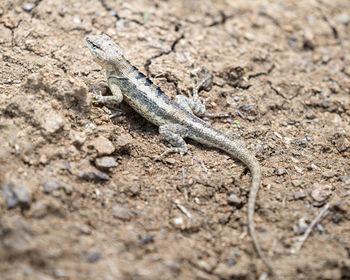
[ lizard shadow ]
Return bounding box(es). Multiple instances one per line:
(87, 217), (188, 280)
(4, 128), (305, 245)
(113, 103), (247, 172)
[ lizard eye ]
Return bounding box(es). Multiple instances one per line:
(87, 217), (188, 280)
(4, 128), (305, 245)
(90, 41), (101, 50)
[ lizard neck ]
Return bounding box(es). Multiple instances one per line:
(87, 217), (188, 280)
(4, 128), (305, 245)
(105, 58), (133, 78)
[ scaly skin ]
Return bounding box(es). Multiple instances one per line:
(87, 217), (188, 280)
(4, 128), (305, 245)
(85, 34), (273, 274)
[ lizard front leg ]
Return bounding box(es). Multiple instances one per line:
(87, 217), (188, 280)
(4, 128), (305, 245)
(93, 77), (123, 104)
(155, 124), (189, 159)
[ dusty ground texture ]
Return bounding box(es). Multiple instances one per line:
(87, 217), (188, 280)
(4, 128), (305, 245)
(1, 0), (350, 279)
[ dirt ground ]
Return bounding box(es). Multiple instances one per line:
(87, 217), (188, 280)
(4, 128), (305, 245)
(0, 0), (350, 279)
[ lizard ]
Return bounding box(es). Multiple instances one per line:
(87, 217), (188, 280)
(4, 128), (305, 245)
(85, 34), (273, 274)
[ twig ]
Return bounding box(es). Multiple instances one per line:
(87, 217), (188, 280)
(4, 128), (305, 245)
(202, 113), (231, 119)
(174, 199), (194, 220)
(294, 203), (330, 251)
(109, 111), (124, 118)
(182, 167), (188, 201)
(194, 157), (208, 174)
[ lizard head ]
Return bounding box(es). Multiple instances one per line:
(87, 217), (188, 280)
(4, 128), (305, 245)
(85, 34), (124, 67)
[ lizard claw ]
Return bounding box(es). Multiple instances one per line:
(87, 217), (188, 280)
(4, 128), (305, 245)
(153, 147), (189, 161)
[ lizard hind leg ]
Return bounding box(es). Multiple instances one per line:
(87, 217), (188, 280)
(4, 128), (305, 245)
(155, 124), (189, 160)
(175, 66), (213, 116)
(175, 92), (206, 116)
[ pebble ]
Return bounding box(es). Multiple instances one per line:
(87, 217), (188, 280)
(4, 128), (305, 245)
(291, 180), (303, 187)
(112, 204), (132, 221)
(52, 190), (61, 198)
(244, 32), (255, 41)
(294, 165), (303, 174)
(95, 156), (118, 170)
(109, 10), (118, 17)
(277, 168), (286, 175)
(3, 182), (31, 210)
(31, 202), (48, 219)
(78, 167), (110, 182)
(1, 215), (33, 253)
(86, 252), (102, 263)
(91, 136), (115, 155)
(44, 181), (59, 194)
(228, 194), (242, 206)
(335, 12), (349, 25)
(310, 183), (332, 203)
(140, 235), (154, 244)
(76, 224), (91, 235)
(164, 158), (176, 165)
(294, 191), (306, 200)
(173, 217), (183, 225)
(62, 184), (73, 195)
(42, 114), (64, 135)
(340, 175), (350, 184)
(23, 3), (34, 12)
(116, 133), (133, 149)
(70, 130), (86, 147)
(294, 218), (308, 234)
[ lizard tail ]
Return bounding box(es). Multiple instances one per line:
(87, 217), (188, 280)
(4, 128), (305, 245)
(246, 160), (274, 275)
(221, 138), (274, 274)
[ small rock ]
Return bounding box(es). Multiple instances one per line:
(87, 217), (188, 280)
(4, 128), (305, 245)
(116, 20), (125, 30)
(286, 193), (294, 201)
(3, 182), (31, 210)
(124, 184), (140, 197)
(227, 258), (236, 267)
(291, 180), (303, 187)
(91, 136), (115, 155)
(294, 218), (308, 234)
(310, 183), (332, 203)
(70, 130), (86, 147)
(294, 191), (306, 200)
(95, 156), (118, 170)
(52, 190), (61, 197)
(164, 158), (176, 165)
(75, 160), (110, 182)
(31, 202), (48, 219)
(340, 175), (350, 184)
(1, 215), (33, 253)
(277, 168), (286, 175)
(246, 116), (256, 121)
(173, 217), (183, 225)
(76, 224), (91, 235)
(244, 32), (255, 41)
(23, 3), (34, 12)
(41, 114), (64, 135)
(86, 252), (102, 263)
(62, 184), (73, 195)
(228, 194), (242, 206)
(275, 193), (282, 201)
(78, 167), (110, 182)
(294, 165), (303, 174)
(116, 133), (133, 150)
(112, 204), (132, 221)
(335, 12), (349, 25)
(322, 171), (337, 179)
(140, 235), (154, 244)
(333, 135), (350, 153)
(44, 181), (59, 194)
(109, 10), (118, 17)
